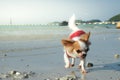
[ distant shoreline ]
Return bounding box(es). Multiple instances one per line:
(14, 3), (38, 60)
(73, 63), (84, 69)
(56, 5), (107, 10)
(0, 21), (117, 26)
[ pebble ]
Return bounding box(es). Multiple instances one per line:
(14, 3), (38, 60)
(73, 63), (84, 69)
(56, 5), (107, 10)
(0, 73), (9, 78)
(4, 54), (7, 56)
(56, 71), (78, 80)
(118, 37), (120, 40)
(114, 54), (120, 59)
(117, 64), (120, 66)
(87, 63), (93, 67)
(8, 70), (21, 75)
(0, 70), (35, 79)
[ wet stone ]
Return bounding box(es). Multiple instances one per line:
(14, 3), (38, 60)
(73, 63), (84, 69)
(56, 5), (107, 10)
(56, 71), (78, 80)
(0, 70), (35, 79)
(87, 63), (93, 67)
(114, 54), (120, 59)
(0, 73), (10, 78)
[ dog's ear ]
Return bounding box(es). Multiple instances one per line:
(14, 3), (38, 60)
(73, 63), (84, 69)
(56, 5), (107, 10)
(61, 39), (75, 47)
(80, 32), (90, 42)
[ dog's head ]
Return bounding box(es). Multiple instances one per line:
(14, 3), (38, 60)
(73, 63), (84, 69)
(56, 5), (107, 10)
(61, 32), (91, 59)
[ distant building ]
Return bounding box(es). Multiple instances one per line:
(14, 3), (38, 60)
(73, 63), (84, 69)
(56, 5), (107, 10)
(116, 22), (120, 29)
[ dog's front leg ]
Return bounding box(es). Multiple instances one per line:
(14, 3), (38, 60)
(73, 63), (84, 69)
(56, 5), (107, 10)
(79, 59), (87, 73)
(64, 53), (70, 68)
(71, 58), (75, 67)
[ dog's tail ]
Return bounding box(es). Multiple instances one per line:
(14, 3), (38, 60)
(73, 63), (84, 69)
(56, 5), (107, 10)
(68, 14), (79, 31)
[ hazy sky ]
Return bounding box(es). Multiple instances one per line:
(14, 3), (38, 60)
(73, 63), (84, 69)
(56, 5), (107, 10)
(0, 0), (120, 24)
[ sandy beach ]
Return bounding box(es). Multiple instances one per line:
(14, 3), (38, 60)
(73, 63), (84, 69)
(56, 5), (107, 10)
(0, 25), (120, 80)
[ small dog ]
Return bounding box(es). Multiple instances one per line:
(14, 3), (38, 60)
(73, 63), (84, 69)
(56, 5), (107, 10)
(61, 15), (91, 73)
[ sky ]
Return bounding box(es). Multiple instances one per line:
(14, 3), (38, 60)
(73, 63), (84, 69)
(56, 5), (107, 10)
(0, 0), (120, 24)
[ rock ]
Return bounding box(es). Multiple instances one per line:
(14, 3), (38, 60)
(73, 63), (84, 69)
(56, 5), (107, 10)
(7, 70), (35, 79)
(87, 63), (93, 67)
(117, 64), (120, 66)
(8, 70), (21, 75)
(23, 73), (29, 78)
(55, 77), (60, 80)
(44, 79), (51, 80)
(4, 54), (7, 57)
(0, 73), (10, 78)
(118, 37), (120, 40)
(0, 70), (36, 79)
(8, 71), (24, 79)
(57, 71), (77, 80)
(28, 71), (36, 77)
(114, 54), (120, 59)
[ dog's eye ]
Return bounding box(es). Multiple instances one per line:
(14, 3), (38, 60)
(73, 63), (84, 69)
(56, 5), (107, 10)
(76, 50), (82, 53)
(85, 48), (89, 52)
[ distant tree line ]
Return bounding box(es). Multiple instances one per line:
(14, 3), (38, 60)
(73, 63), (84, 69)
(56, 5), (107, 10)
(52, 13), (120, 26)
(108, 14), (120, 22)
(59, 19), (101, 26)
(59, 21), (68, 26)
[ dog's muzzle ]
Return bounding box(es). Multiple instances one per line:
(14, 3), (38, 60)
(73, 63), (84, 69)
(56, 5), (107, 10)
(76, 49), (88, 58)
(82, 53), (87, 58)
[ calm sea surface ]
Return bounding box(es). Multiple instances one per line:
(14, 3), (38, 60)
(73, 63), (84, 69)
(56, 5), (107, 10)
(0, 24), (117, 35)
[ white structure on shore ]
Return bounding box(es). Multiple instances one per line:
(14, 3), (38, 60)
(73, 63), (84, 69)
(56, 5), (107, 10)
(116, 22), (120, 29)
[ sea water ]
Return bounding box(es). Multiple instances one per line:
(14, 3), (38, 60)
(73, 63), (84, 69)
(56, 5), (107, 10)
(0, 24), (116, 36)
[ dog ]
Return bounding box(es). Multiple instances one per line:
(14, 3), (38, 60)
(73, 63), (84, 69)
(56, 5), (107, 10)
(61, 15), (91, 73)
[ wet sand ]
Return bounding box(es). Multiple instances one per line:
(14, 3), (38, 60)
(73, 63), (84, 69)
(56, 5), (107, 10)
(0, 28), (120, 80)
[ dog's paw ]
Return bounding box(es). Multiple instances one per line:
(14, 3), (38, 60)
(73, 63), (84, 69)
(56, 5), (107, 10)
(81, 70), (88, 74)
(71, 64), (74, 67)
(78, 65), (88, 73)
(65, 64), (74, 68)
(78, 65), (81, 69)
(65, 65), (70, 68)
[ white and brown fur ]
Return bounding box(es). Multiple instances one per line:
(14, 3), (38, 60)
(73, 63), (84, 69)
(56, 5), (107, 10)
(61, 15), (91, 73)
